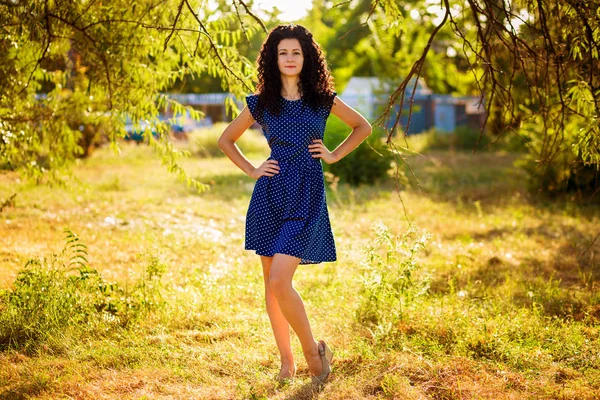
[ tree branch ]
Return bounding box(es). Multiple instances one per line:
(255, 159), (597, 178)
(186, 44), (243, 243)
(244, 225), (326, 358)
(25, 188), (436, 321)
(237, 0), (267, 34)
(183, 0), (252, 92)
(164, 0), (185, 52)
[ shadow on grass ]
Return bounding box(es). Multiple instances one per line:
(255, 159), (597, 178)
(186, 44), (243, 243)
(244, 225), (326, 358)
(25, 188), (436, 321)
(402, 151), (600, 215)
(194, 151), (600, 226)
(432, 255), (598, 324)
(194, 150), (513, 205)
(462, 224), (597, 281)
(0, 382), (46, 400)
(282, 382), (320, 400)
(446, 224), (595, 251)
(401, 151), (527, 205)
(427, 218), (600, 324)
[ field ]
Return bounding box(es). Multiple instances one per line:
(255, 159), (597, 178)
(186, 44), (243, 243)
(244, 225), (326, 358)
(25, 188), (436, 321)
(0, 132), (599, 399)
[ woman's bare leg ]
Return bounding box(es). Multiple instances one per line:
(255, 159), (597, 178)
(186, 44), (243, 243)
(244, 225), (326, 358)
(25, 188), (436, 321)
(268, 253), (323, 376)
(260, 255), (296, 378)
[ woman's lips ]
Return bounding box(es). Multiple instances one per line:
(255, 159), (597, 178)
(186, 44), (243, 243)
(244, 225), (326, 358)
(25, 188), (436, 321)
(285, 66), (295, 68)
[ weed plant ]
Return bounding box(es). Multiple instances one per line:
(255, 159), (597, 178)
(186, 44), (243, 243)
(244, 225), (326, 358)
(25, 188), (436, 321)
(353, 223), (600, 382)
(356, 222), (431, 340)
(0, 230), (167, 354)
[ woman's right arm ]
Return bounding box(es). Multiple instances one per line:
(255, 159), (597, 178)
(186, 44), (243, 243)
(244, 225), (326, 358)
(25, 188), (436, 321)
(217, 107), (279, 180)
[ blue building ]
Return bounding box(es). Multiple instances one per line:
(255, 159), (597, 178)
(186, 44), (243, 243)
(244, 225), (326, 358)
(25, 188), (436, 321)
(340, 77), (486, 135)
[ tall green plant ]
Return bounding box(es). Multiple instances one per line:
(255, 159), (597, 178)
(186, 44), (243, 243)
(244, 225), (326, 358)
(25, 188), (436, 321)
(0, 230), (100, 352)
(356, 222), (431, 340)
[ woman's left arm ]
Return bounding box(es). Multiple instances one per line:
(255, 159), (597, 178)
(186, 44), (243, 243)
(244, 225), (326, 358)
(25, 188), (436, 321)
(309, 96), (372, 164)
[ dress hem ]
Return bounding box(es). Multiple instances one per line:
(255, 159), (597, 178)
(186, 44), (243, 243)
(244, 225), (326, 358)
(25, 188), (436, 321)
(245, 247), (336, 265)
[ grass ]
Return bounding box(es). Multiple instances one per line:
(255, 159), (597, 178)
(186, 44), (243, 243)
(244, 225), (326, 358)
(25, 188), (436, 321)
(0, 134), (599, 399)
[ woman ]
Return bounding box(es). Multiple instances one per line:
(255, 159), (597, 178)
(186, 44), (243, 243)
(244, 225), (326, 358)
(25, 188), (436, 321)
(218, 24), (371, 386)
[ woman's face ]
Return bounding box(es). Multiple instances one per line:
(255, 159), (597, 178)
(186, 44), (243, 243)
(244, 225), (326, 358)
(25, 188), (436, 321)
(277, 38), (304, 77)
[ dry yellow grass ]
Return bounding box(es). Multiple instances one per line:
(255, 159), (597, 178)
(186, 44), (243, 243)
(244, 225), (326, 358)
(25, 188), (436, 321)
(0, 142), (598, 399)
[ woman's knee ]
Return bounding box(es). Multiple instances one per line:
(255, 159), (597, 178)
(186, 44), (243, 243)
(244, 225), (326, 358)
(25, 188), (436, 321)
(268, 271), (292, 296)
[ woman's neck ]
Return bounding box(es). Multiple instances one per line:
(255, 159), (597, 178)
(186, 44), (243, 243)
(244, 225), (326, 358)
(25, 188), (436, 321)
(280, 76), (301, 99)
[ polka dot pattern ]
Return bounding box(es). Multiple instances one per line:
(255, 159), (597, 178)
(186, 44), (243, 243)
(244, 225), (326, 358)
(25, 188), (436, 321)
(244, 93), (337, 264)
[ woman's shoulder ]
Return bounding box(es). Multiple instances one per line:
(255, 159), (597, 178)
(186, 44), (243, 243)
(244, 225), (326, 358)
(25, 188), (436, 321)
(245, 93), (265, 124)
(322, 91), (337, 110)
(246, 93), (260, 109)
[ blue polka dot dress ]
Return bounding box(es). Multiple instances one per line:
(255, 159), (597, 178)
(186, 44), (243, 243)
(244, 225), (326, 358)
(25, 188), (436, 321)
(244, 92), (337, 265)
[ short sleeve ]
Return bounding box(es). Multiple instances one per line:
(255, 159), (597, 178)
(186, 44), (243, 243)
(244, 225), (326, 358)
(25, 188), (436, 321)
(246, 94), (263, 126)
(324, 91), (337, 119)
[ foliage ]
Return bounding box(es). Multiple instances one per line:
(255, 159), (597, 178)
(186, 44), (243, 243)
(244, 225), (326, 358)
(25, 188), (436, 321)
(304, 0), (599, 197)
(369, 0), (599, 197)
(0, 0), (262, 188)
(356, 222), (431, 340)
(0, 230), (167, 354)
(301, 0), (473, 95)
(1, 0), (598, 197)
(324, 116), (393, 185)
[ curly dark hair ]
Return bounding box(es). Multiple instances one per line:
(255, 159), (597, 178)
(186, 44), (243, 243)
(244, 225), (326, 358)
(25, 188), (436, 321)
(254, 24), (335, 116)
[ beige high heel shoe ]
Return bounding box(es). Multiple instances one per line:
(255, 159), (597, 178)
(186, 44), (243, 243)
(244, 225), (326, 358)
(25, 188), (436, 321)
(311, 340), (333, 389)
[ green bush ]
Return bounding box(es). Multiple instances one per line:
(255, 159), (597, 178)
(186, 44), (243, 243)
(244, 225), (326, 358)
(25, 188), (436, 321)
(0, 230), (167, 354)
(517, 152), (599, 198)
(324, 116), (393, 185)
(454, 126), (491, 150)
(515, 114), (599, 199)
(188, 122), (269, 158)
(420, 126), (492, 151)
